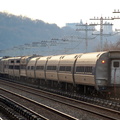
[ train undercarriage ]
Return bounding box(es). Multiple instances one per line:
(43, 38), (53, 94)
(0, 73), (119, 101)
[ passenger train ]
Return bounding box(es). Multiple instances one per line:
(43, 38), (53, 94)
(0, 51), (120, 98)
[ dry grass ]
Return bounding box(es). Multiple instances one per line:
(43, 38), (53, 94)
(95, 39), (120, 51)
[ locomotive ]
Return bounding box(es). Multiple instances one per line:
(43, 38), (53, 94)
(0, 51), (120, 97)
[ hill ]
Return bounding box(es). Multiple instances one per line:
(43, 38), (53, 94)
(0, 12), (120, 56)
(0, 12), (77, 50)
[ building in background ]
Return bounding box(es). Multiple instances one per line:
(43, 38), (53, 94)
(66, 19), (113, 34)
(103, 22), (113, 34)
(66, 20), (83, 30)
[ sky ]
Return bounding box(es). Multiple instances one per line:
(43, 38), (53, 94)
(0, 0), (120, 29)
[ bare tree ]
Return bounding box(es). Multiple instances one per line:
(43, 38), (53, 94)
(95, 38), (120, 51)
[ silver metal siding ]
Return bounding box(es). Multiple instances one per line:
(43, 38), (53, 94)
(95, 52), (109, 89)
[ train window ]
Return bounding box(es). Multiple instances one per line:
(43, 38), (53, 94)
(27, 66), (30, 70)
(36, 66), (39, 70)
(59, 66), (71, 72)
(113, 61), (119, 67)
(76, 66), (84, 72)
(11, 60), (14, 63)
(14, 66), (20, 70)
(31, 66), (34, 70)
(47, 66), (57, 71)
(76, 66), (92, 74)
(14, 66), (16, 69)
(16, 60), (20, 63)
(52, 66), (57, 70)
(36, 66), (44, 70)
(9, 65), (14, 69)
(4, 65), (6, 68)
(84, 67), (87, 72)
(85, 66), (92, 73)
(21, 65), (26, 69)
(59, 66), (65, 71)
(47, 66), (50, 70)
(66, 66), (71, 71)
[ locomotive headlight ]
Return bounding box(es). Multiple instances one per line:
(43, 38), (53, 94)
(101, 60), (105, 64)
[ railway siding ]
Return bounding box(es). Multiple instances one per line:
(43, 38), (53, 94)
(0, 80), (120, 120)
(0, 87), (78, 120)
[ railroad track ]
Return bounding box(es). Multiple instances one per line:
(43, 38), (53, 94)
(0, 95), (48, 120)
(0, 86), (78, 120)
(0, 79), (120, 120)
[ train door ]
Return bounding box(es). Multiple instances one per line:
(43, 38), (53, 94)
(111, 60), (120, 84)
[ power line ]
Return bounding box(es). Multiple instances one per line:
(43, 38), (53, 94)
(113, 9), (120, 32)
(90, 16), (113, 51)
(76, 23), (96, 52)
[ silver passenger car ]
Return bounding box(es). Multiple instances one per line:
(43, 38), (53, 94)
(13, 57), (21, 79)
(35, 56), (50, 80)
(8, 57), (15, 78)
(74, 52), (99, 86)
(95, 51), (120, 88)
(0, 57), (4, 76)
(58, 54), (82, 84)
(27, 57), (40, 79)
(74, 51), (120, 90)
(46, 55), (62, 81)
(3, 58), (10, 77)
(20, 56), (32, 79)
(8, 57), (21, 79)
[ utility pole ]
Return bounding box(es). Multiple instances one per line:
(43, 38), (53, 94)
(113, 9), (120, 32)
(76, 23), (96, 52)
(113, 9), (120, 13)
(90, 17), (113, 51)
